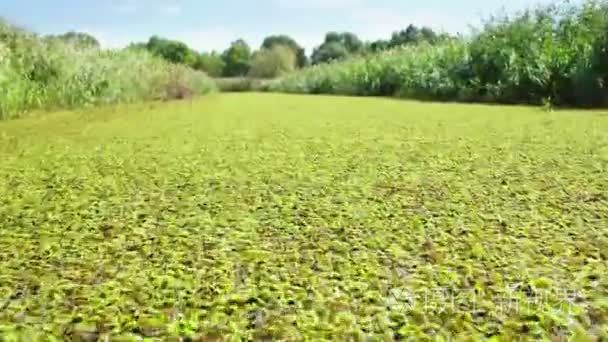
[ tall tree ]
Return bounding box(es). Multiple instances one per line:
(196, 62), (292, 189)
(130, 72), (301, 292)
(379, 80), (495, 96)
(420, 27), (439, 44)
(47, 31), (100, 48)
(249, 45), (297, 78)
(146, 36), (197, 67)
(125, 42), (148, 51)
(388, 25), (441, 49)
(221, 39), (252, 76)
(261, 35), (308, 68)
(369, 39), (390, 52)
(311, 32), (363, 64)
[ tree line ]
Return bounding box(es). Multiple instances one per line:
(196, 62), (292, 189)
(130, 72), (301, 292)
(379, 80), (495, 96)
(89, 25), (446, 78)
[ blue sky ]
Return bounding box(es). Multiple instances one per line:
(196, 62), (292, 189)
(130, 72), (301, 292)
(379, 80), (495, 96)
(1, 0), (550, 53)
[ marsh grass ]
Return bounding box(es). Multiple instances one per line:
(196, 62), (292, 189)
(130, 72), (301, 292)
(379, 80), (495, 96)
(272, 0), (608, 107)
(0, 21), (215, 120)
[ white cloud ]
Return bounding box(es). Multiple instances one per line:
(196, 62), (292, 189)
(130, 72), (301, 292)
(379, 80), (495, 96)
(111, 0), (183, 16)
(78, 26), (244, 52)
(271, 0), (480, 47)
(93, 0), (493, 53)
(77, 28), (142, 49)
(111, 0), (138, 14)
(273, 0), (365, 9)
(161, 28), (318, 53)
(350, 7), (479, 39)
(86, 8), (476, 54)
(290, 32), (325, 53)
(171, 27), (241, 52)
(130, 27), (321, 53)
(159, 4), (182, 16)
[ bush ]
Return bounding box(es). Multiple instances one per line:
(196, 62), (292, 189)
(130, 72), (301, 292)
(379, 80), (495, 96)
(194, 52), (225, 77)
(214, 78), (274, 92)
(0, 22), (216, 120)
(272, 0), (608, 107)
(248, 45), (296, 79)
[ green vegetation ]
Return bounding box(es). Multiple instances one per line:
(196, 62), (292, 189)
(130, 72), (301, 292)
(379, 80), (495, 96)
(307, 26), (449, 65)
(122, 27), (443, 78)
(261, 35), (308, 68)
(44, 31), (100, 49)
(1, 93), (607, 340)
(0, 21), (216, 120)
(2, 0), (608, 339)
(195, 52), (225, 77)
(213, 77), (274, 92)
(249, 45), (297, 79)
(368, 24), (451, 53)
(221, 39), (253, 77)
(144, 36), (198, 67)
(311, 32), (365, 65)
(274, 1), (608, 107)
(273, 42), (468, 98)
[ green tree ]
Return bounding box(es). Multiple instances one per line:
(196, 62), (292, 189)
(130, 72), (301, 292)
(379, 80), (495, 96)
(388, 25), (442, 49)
(248, 45), (297, 78)
(125, 42), (148, 51)
(261, 35), (308, 67)
(146, 36), (197, 67)
(325, 32), (364, 53)
(369, 39), (390, 52)
(46, 31), (100, 48)
(420, 27), (439, 43)
(311, 32), (363, 64)
(221, 39), (252, 76)
(366, 26), (446, 53)
(194, 51), (225, 77)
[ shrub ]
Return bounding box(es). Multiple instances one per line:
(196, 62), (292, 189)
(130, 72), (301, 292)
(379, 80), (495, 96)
(214, 78), (275, 92)
(194, 52), (225, 77)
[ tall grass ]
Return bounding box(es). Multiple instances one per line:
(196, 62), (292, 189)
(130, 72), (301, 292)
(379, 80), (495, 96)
(272, 0), (608, 107)
(0, 21), (216, 120)
(273, 42), (470, 99)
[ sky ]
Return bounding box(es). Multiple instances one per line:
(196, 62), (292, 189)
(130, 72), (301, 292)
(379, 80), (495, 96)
(1, 0), (551, 53)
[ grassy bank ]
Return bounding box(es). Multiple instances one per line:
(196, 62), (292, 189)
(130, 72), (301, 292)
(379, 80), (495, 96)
(0, 21), (215, 120)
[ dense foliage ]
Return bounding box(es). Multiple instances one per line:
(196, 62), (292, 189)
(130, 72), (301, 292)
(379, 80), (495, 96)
(194, 52), (225, 77)
(248, 45), (297, 78)
(274, 1), (608, 107)
(273, 41), (471, 99)
(145, 36), (197, 66)
(44, 31), (100, 48)
(221, 39), (253, 77)
(122, 29), (446, 78)
(131, 35), (309, 77)
(213, 77), (274, 92)
(261, 35), (308, 68)
(311, 32), (365, 65)
(0, 22), (215, 120)
(1, 93), (606, 339)
(369, 24), (449, 52)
